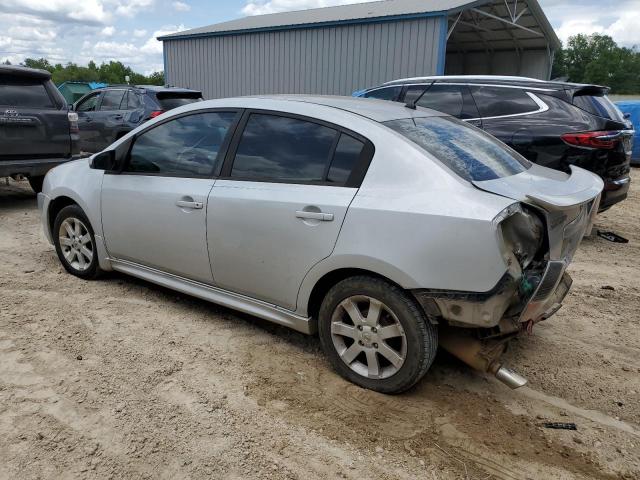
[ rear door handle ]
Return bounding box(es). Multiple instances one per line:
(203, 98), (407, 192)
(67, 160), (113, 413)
(295, 210), (334, 221)
(176, 200), (203, 209)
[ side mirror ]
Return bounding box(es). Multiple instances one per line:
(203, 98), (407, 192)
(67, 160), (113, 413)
(623, 112), (631, 119)
(68, 104), (75, 111)
(90, 150), (115, 170)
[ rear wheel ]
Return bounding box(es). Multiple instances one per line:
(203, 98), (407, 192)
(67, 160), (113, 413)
(318, 276), (437, 393)
(28, 175), (44, 193)
(53, 205), (102, 279)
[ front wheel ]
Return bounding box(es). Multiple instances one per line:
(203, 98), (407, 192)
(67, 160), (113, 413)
(53, 205), (102, 279)
(318, 276), (437, 394)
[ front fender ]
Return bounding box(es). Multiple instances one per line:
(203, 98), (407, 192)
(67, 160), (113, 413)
(42, 159), (112, 271)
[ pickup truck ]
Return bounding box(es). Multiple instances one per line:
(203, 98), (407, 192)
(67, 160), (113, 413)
(0, 65), (81, 192)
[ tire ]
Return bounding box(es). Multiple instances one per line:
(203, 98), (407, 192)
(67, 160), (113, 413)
(318, 275), (437, 394)
(53, 204), (102, 280)
(28, 175), (44, 193)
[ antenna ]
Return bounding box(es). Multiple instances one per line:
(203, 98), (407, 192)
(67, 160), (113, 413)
(405, 81), (434, 110)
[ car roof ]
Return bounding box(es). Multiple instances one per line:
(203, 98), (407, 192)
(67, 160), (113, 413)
(0, 64), (51, 79)
(93, 85), (202, 94)
(380, 75), (607, 91)
(246, 95), (446, 122)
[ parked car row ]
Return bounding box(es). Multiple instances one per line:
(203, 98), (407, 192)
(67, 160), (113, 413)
(38, 95), (603, 393)
(355, 75), (634, 211)
(0, 65), (629, 392)
(0, 65), (202, 192)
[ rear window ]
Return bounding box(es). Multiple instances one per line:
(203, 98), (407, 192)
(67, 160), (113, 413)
(0, 76), (54, 108)
(384, 116), (530, 182)
(155, 92), (203, 110)
(573, 94), (625, 122)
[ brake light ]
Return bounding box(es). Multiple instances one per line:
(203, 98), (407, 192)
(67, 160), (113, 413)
(149, 110), (164, 119)
(68, 111), (79, 133)
(561, 130), (622, 149)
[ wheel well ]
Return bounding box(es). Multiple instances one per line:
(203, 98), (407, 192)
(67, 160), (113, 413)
(48, 196), (77, 234)
(307, 268), (399, 321)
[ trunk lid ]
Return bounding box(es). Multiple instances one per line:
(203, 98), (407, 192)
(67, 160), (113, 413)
(473, 163), (603, 210)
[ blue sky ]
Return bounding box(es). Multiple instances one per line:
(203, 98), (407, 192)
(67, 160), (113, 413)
(0, 0), (638, 74)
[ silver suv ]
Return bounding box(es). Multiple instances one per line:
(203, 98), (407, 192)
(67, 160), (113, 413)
(38, 96), (602, 393)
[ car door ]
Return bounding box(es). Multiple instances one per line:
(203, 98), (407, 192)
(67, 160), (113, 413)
(101, 110), (239, 284)
(74, 91), (102, 152)
(207, 111), (372, 311)
(91, 89), (127, 151)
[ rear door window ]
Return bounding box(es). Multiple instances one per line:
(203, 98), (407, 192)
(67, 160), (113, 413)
(0, 76), (54, 108)
(405, 84), (479, 119)
(384, 116), (530, 182)
(125, 111), (237, 176)
(362, 86), (402, 101)
(124, 91), (143, 110)
(230, 114), (338, 182)
(469, 86), (539, 118)
(99, 90), (126, 111)
(327, 134), (365, 184)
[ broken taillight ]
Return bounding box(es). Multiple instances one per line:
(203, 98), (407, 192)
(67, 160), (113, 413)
(560, 130), (623, 149)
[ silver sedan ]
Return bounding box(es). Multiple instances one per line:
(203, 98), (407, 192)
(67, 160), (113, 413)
(38, 96), (602, 393)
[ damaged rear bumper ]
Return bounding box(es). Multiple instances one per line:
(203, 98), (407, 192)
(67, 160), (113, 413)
(412, 263), (573, 330)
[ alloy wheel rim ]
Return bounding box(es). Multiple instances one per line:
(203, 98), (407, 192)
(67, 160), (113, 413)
(330, 295), (407, 379)
(58, 217), (93, 272)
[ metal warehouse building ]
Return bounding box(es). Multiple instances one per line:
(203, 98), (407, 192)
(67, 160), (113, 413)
(159, 0), (560, 99)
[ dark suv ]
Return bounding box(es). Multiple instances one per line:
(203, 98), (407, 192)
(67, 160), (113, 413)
(355, 76), (633, 211)
(73, 85), (203, 153)
(0, 65), (80, 192)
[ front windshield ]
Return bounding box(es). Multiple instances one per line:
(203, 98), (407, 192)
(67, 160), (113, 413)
(384, 116), (531, 182)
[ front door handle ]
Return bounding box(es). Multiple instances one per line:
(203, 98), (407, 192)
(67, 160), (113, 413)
(295, 210), (334, 221)
(176, 200), (203, 210)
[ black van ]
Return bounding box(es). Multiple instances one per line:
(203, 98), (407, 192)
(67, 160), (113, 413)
(356, 76), (633, 211)
(0, 65), (80, 192)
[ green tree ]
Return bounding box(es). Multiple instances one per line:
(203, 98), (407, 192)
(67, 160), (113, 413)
(559, 33), (640, 93)
(20, 57), (164, 87)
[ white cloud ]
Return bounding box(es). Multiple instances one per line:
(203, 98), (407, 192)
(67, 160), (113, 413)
(172, 1), (190, 12)
(101, 25), (116, 36)
(110, 0), (155, 17)
(141, 24), (187, 55)
(0, 0), (110, 25)
(133, 28), (148, 38)
(541, 0), (640, 47)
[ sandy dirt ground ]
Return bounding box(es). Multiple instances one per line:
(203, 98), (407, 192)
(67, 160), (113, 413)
(1, 171), (639, 480)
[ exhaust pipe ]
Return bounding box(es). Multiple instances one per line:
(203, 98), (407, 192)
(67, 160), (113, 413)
(439, 328), (527, 389)
(494, 366), (527, 389)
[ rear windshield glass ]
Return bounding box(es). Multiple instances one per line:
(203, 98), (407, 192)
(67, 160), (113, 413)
(573, 94), (625, 122)
(384, 116), (530, 182)
(0, 76), (54, 108)
(155, 92), (203, 110)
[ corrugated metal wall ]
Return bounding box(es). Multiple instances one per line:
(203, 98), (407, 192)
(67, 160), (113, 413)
(164, 16), (445, 99)
(445, 50), (550, 79)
